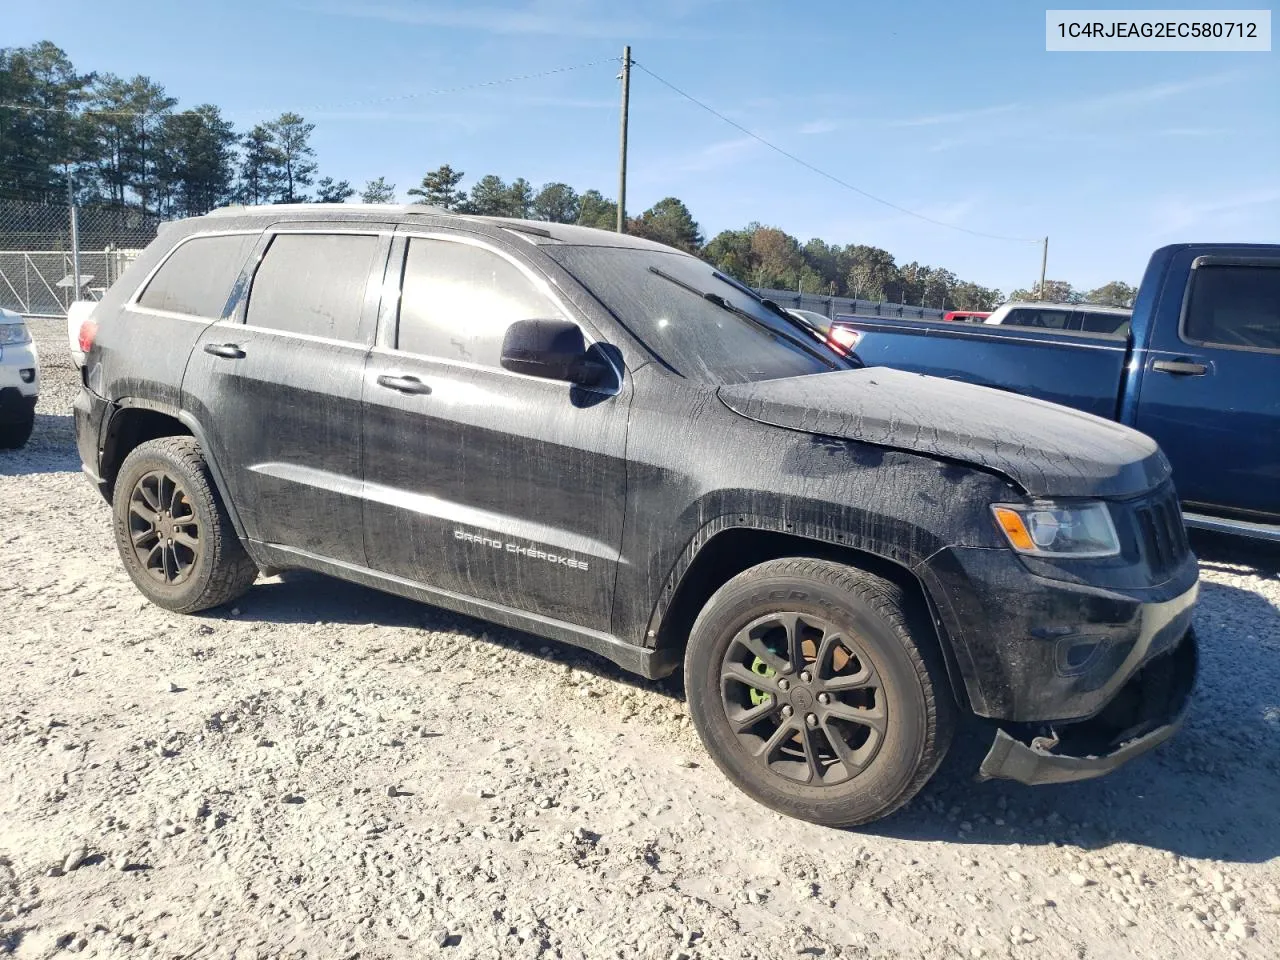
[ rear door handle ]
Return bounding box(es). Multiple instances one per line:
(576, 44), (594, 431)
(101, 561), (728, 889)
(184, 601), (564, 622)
(203, 343), (246, 359)
(377, 374), (432, 395)
(1152, 359), (1207, 376)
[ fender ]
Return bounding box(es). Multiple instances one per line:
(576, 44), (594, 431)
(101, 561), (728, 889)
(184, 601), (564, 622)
(644, 513), (976, 710)
(645, 512), (936, 643)
(104, 397), (250, 544)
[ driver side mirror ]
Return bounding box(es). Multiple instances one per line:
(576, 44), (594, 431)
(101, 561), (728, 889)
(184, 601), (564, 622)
(500, 319), (609, 386)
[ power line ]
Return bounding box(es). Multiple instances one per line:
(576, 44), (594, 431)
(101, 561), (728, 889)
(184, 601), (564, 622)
(632, 61), (1040, 244)
(0, 58), (621, 120)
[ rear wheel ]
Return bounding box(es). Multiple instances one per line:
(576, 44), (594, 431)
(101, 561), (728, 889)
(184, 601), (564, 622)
(685, 558), (953, 827)
(112, 436), (258, 613)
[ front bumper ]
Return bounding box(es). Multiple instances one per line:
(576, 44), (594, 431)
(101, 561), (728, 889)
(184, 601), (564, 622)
(918, 544), (1198, 722)
(1, 339), (39, 422)
(979, 625), (1196, 784)
(0, 338), (40, 398)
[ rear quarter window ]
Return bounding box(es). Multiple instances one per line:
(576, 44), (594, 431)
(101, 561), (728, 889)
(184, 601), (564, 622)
(1000, 308), (1070, 329)
(1078, 311), (1131, 335)
(136, 233), (259, 318)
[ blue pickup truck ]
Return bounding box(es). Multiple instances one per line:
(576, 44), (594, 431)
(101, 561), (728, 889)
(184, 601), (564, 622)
(834, 243), (1280, 542)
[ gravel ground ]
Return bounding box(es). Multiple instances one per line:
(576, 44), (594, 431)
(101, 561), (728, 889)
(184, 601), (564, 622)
(2, 317), (1278, 960)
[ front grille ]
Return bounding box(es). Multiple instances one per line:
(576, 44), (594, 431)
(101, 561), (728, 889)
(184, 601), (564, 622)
(1134, 487), (1190, 578)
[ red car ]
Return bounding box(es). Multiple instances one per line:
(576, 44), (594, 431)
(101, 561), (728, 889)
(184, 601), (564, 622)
(941, 310), (992, 322)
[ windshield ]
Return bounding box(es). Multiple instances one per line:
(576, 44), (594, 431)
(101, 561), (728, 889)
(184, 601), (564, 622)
(546, 245), (847, 384)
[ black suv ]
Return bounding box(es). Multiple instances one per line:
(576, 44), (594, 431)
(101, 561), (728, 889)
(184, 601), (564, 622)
(75, 205), (1198, 826)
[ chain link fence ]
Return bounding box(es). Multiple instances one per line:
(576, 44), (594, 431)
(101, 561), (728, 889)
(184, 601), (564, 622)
(757, 288), (947, 322)
(0, 199), (161, 317)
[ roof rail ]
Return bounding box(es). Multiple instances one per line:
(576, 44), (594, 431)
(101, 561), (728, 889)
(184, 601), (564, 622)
(205, 202), (451, 217)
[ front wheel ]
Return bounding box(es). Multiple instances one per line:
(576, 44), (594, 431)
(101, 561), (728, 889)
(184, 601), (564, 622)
(685, 558), (954, 827)
(111, 436), (258, 613)
(0, 407), (35, 449)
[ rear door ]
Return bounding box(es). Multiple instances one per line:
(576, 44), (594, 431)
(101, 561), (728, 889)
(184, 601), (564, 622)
(182, 225), (391, 563)
(1133, 253), (1280, 519)
(360, 230), (629, 630)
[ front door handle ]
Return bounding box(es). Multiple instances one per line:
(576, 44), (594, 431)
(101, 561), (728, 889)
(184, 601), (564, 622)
(377, 374), (432, 395)
(1152, 359), (1207, 376)
(203, 342), (246, 360)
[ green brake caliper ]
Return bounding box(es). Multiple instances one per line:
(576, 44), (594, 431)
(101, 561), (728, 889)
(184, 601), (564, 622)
(748, 655), (777, 706)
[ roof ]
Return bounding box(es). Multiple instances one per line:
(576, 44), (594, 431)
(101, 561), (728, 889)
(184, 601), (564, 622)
(198, 203), (677, 252)
(1000, 301), (1132, 314)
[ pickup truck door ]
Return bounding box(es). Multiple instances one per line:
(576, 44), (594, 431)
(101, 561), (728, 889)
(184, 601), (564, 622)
(360, 231), (629, 631)
(1133, 252), (1280, 520)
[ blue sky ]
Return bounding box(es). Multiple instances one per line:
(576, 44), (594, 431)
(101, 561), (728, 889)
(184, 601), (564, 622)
(8, 0), (1278, 293)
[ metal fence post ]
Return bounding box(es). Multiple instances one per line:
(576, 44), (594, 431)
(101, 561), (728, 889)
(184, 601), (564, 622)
(68, 176), (81, 306)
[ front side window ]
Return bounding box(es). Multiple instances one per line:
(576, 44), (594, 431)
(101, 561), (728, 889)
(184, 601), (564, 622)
(397, 238), (562, 367)
(1184, 264), (1280, 352)
(137, 233), (258, 318)
(245, 233), (381, 342)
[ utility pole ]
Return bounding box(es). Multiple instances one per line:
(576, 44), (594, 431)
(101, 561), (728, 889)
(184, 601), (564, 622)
(1038, 236), (1048, 301)
(67, 170), (81, 304)
(616, 45), (631, 234)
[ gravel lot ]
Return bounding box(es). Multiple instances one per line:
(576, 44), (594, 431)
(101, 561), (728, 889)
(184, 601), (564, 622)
(2, 317), (1278, 960)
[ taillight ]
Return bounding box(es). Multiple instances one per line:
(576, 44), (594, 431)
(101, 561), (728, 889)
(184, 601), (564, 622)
(827, 325), (862, 353)
(78, 319), (98, 354)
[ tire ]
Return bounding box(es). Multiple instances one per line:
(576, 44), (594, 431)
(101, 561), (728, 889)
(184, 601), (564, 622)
(111, 436), (258, 613)
(685, 558), (954, 827)
(0, 410), (34, 449)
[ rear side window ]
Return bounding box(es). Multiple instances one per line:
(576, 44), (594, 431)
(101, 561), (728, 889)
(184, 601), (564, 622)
(1184, 264), (1280, 352)
(136, 233), (257, 318)
(246, 233), (381, 342)
(397, 237), (561, 367)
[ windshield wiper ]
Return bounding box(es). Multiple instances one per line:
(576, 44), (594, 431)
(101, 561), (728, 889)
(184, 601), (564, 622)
(647, 266), (839, 370)
(711, 270), (835, 345)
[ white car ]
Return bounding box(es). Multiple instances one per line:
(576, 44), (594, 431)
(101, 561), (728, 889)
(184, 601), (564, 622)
(0, 307), (39, 449)
(983, 301), (1132, 335)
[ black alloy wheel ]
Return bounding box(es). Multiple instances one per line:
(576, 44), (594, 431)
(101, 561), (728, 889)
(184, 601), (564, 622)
(127, 470), (202, 585)
(720, 612), (887, 786)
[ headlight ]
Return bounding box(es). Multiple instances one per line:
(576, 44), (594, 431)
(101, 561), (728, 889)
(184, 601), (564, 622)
(0, 323), (31, 346)
(991, 501), (1120, 558)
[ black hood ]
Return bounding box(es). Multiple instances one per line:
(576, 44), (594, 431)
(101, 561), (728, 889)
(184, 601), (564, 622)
(718, 367), (1169, 498)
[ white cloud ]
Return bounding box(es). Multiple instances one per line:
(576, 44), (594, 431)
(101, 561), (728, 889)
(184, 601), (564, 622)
(1150, 187), (1280, 236)
(305, 0), (704, 39)
(1065, 70), (1246, 113)
(799, 119), (840, 135)
(889, 103), (1019, 127)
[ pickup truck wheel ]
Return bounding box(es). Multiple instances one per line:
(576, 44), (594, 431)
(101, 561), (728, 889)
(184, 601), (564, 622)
(111, 437), (258, 613)
(685, 558), (953, 827)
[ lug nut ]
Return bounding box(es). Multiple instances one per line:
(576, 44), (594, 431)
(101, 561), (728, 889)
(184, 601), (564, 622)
(817, 692), (830, 705)
(799, 670), (812, 683)
(777, 678), (790, 691)
(805, 713), (818, 727)
(780, 705), (793, 718)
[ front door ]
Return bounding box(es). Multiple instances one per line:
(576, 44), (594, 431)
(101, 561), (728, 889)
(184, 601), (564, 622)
(1133, 252), (1280, 519)
(182, 227), (391, 563)
(360, 232), (629, 630)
